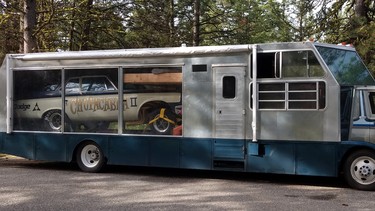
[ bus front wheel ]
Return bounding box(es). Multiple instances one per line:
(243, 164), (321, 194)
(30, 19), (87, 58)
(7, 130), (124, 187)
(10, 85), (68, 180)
(76, 141), (106, 173)
(344, 149), (375, 191)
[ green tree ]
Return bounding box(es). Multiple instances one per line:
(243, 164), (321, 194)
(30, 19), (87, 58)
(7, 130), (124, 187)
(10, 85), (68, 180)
(56, 0), (130, 51)
(0, 0), (22, 58)
(0, 0), (374, 72)
(0, 0), (38, 55)
(126, 0), (178, 47)
(267, 0), (325, 41)
(347, 0), (375, 72)
(322, 0), (375, 72)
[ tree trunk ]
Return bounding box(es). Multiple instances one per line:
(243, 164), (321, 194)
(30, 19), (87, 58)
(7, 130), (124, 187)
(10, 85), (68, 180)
(193, 0), (200, 46)
(81, 0), (93, 50)
(354, 0), (366, 18)
(23, 0), (37, 53)
(168, 0), (175, 46)
(69, 0), (76, 51)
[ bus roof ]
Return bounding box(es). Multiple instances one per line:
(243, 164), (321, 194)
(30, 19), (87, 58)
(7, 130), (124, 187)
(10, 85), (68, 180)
(5, 42), (373, 86)
(7, 42), (356, 61)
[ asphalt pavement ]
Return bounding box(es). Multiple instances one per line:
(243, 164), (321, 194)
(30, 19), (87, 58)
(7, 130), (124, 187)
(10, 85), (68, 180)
(1, 155), (375, 210)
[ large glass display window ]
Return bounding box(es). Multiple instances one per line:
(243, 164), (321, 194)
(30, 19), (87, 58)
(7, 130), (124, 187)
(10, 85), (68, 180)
(122, 67), (182, 135)
(13, 69), (61, 131)
(63, 68), (118, 133)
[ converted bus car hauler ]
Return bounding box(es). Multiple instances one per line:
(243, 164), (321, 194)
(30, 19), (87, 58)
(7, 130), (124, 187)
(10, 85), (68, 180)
(1, 42), (375, 190)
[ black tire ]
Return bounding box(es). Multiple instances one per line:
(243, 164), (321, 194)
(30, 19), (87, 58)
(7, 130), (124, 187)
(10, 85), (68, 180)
(76, 141), (106, 173)
(43, 110), (62, 131)
(344, 149), (375, 191)
(149, 108), (176, 135)
(43, 110), (74, 132)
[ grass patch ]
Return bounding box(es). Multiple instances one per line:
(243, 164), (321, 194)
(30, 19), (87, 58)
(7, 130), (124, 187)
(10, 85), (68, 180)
(108, 122), (150, 131)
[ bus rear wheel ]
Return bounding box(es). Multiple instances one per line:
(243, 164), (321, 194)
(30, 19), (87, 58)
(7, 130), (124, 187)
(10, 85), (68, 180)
(344, 149), (375, 191)
(76, 141), (106, 173)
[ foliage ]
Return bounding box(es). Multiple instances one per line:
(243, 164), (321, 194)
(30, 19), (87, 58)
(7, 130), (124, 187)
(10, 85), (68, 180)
(0, 0), (373, 72)
(355, 21), (375, 72)
(126, 0), (176, 47)
(320, 0), (375, 72)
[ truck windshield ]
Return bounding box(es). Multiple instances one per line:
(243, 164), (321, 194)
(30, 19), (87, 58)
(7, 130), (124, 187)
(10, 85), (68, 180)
(316, 46), (375, 86)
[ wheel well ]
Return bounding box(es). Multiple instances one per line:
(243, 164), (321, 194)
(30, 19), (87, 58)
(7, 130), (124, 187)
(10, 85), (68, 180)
(141, 101), (171, 111)
(42, 109), (61, 119)
(338, 146), (375, 175)
(72, 140), (107, 163)
(72, 141), (86, 162)
(138, 101), (172, 118)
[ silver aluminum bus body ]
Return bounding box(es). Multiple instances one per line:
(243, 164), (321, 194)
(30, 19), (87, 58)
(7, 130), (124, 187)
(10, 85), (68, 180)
(1, 42), (375, 190)
(1, 42), (342, 141)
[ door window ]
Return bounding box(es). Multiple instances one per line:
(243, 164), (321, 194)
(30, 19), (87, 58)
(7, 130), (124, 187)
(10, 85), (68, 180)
(222, 76), (236, 99)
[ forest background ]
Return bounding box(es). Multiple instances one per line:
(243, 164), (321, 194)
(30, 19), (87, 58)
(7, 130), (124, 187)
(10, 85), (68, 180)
(0, 0), (374, 72)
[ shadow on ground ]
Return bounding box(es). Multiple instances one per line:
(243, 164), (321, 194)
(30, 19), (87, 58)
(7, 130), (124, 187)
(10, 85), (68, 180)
(0, 157), (348, 189)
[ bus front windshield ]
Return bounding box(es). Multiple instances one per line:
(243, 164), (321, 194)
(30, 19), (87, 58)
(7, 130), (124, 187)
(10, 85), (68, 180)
(316, 46), (375, 86)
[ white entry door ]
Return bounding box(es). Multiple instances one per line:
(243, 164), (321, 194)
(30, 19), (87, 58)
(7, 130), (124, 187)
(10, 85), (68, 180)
(213, 65), (246, 139)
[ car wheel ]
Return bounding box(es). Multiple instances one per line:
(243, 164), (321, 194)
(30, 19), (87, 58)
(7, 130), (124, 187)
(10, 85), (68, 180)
(43, 110), (62, 131)
(149, 108), (176, 135)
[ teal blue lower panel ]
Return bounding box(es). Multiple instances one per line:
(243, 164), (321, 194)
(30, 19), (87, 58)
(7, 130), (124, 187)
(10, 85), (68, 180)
(247, 141), (338, 177)
(108, 136), (212, 169)
(247, 142), (295, 174)
(108, 136), (149, 166)
(296, 144), (336, 176)
(214, 139), (245, 160)
(35, 134), (67, 162)
(2, 133), (34, 159)
(0, 132), (343, 177)
(0, 133), (3, 152)
(108, 136), (180, 168)
(149, 137), (180, 168)
(180, 138), (212, 170)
